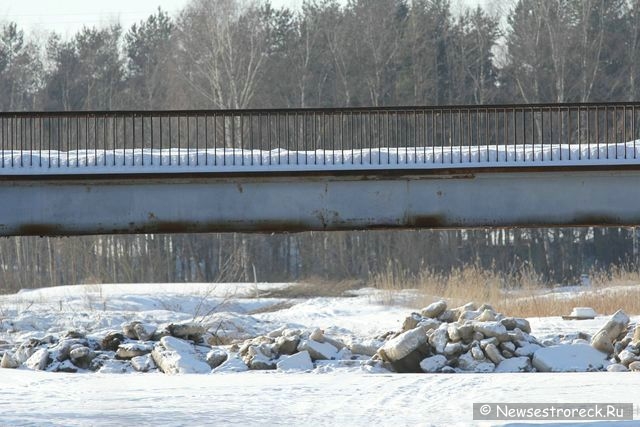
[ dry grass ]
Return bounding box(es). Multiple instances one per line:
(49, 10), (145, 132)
(505, 287), (640, 318)
(260, 277), (365, 299)
(247, 300), (297, 315)
(590, 264), (640, 288)
(371, 262), (640, 318)
(235, 262), (640, 318)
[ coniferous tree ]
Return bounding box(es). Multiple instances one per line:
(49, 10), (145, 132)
(124, 8), (174, 109)
(0, 22), (43, 110)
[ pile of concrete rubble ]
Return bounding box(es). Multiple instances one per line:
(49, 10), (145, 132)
(1, 300), (638, 374)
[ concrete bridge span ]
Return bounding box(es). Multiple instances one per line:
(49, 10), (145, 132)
(2, 103), (640, 236)
(2, 166), (639, 236)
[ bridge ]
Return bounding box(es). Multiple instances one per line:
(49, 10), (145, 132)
(2, 103), (640, 236)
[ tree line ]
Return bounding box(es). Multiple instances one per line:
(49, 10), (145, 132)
(1, 0), (640, 291)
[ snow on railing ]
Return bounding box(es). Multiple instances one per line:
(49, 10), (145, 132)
(1, 143), (640, 175)
(1, 103), (640, 174)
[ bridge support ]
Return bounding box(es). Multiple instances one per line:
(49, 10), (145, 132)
(2, 167), (640, 236)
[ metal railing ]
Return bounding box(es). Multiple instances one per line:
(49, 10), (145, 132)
(1, 102), (640, 172)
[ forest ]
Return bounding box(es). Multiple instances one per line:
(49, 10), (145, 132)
(1, 0), (640, 291)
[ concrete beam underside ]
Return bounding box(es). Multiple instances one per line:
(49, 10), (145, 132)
(1, 169), (639, 236)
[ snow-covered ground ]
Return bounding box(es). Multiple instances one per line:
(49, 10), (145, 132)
(2, 141), (640, 175)
(1, 282), (639, 426)
(2, 369), (639, 427)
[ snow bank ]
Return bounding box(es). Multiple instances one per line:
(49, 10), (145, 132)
(532, 343), (609, 372)
(2, 283), (640, 379)
(2, 283), (640, 426)
(2, 141), (640, 175)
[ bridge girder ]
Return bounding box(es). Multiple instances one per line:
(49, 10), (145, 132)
(1, 167), (639, 236)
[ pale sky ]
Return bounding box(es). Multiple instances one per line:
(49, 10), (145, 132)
(1, 0), (485, 39)
(0, 0), (301, 38)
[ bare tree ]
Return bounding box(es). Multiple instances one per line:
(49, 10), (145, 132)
(288, 1), (333, 107)
(176, 0), (269, 110)
(539, 0), (572, 102)
(347, 0), (407, 106)
(320, 0), (353, 106)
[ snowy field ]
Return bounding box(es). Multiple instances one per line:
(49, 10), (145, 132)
(1, 282), (640, 426)
(2, 141), (640, 175)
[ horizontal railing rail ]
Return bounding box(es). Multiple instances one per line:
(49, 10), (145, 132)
(2, 102), (640, 173)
